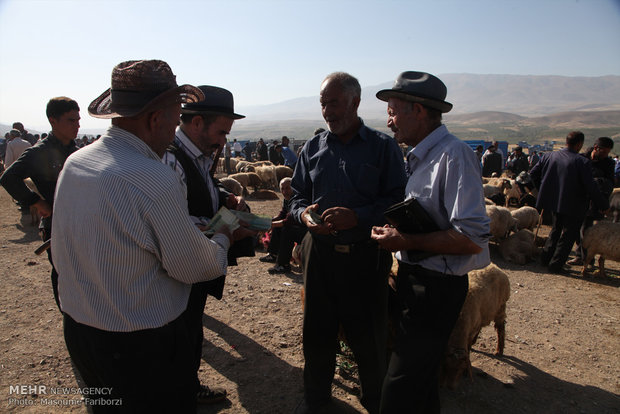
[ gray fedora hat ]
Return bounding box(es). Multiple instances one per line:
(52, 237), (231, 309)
(88, 60), (203, 119)
(376, 71), (453, 113)
(181, 85), (245, 119)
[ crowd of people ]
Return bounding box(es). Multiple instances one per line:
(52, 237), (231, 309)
(0, 59), (618, 414)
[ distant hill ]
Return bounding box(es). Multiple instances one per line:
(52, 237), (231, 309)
(3, 74), (618, 145)
(237, 74), (620, 122)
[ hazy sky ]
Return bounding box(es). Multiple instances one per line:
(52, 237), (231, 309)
(1, 0), (619, 131)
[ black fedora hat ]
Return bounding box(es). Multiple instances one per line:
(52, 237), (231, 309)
(181, 85), (245, 119)
(88, 60), (203, 119)
(376, 71), (453, 113)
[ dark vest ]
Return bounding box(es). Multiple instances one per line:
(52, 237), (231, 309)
(167, 143), (218, 218)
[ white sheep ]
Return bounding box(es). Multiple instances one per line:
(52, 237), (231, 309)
(498, 229), (539, 265)
(275, 165), (294, 184)
(483, 178), (511, 199)
(582, 221), (620, 278)
(486, 205), (517, 240)
(510, 206), (540, 231)
(440, 263), (510, 389)
(219, 177), (244, 197)
(254, 165), (278, 190)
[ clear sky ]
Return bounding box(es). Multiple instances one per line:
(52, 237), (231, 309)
(1, 0), (619, 131)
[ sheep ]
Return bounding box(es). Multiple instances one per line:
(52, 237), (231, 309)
(483, 178), (511, 199)
(254, 165), (278, 190)
(219, 177), (244, 197)
(228, 172), (263, 193)
(510, 206), (540, 231)
(609, 188), (620, 223)
(503, 179), (522, 207)
(486, 205), (517, 240)
(581, 221), (620, 278)
(498, 229), (539, 265)
(484, 198), (495, 206)
(440, 263), (510, 389)
(275, 165), (294, 183)
(247, 189), (279, 200)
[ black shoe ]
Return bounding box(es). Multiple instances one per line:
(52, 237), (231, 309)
(268, 264), (291, 274)
(259, 253), (277, 263)
(196, 384), (227, 404)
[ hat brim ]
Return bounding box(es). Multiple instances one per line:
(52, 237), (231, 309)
(181, 107), (245, 120)
(376, 89), (453, 113)
(88, 84), (204, 119)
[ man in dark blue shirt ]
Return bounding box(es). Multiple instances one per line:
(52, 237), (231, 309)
(290, 72), (406, 414)
(530, 131), (608, 274)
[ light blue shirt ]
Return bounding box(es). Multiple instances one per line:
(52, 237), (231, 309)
(397, 124), (490, 275)
(281, 146), (298, 167)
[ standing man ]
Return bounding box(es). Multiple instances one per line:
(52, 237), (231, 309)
(570, 137), (615, 265)
(162, 85), (254, 404)
(233, 138), (242, 157)
(0, 97), (80, 310)
(280, 135), (298, 168)
(3, 129), (31, 167)
(530, 131), (609, 274)
(371, 71), (490, 413)
(52, 60), (233, 413)
(481, 143), (502, 177)
(290, 72), (406, 413)
(256, 138), (269, 161)
(506, 146), (529, 176)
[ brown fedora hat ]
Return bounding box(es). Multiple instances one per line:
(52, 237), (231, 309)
(181, 85), (245, 119)
(376, 71), (453, 113)
(88, 60), (204, 119)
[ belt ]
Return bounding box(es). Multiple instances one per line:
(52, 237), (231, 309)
(314, 237), (377, 254)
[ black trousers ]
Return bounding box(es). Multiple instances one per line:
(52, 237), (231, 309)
(41, 227), (61, 312)
(541, 211), (584, 270)
(63, 313), (196, 413)
(182, 281), (211, 392)
(268, 225), (307, 266)
(380, 263), (468, 414)
(301, 233), (391, 414)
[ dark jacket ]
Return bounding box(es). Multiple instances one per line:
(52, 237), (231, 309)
(168, 142), (255, 299)
(0, 133), (77, 230)
(530, 147), (608, 217)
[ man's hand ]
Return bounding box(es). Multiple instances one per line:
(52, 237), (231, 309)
(32, 199), (52, 218)
(226, 194), (249, 212)
(301, 204), (331, 235)
(371, 225), (409, 252)
(322, 207), (357, 232)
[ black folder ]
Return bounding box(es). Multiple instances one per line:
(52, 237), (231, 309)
(384, 198), (439, 261)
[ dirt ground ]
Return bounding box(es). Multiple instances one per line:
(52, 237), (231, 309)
(1, 187), (619, 414)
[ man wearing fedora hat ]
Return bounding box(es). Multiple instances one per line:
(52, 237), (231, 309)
(52, 60), (235, 413)
(162, 84), (255, 404)
(290, 72), (406, 414)
(371, 71), (490, 413)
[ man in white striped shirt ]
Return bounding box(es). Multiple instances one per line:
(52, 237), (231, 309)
(52, 60), (233, 413)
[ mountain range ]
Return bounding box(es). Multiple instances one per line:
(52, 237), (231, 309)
(2, 74), (619, 143)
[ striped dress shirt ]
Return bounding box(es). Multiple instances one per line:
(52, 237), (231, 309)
(52, 126), (230, 332)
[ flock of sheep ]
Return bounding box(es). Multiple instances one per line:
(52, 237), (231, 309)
(215, 158), (620, 388)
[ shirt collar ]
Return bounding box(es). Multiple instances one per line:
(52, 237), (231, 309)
(175, 127), (204, 161)
(324, 117), (367, 144)
(107, 125), (161, 161)
(410, 124), (448, 161)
